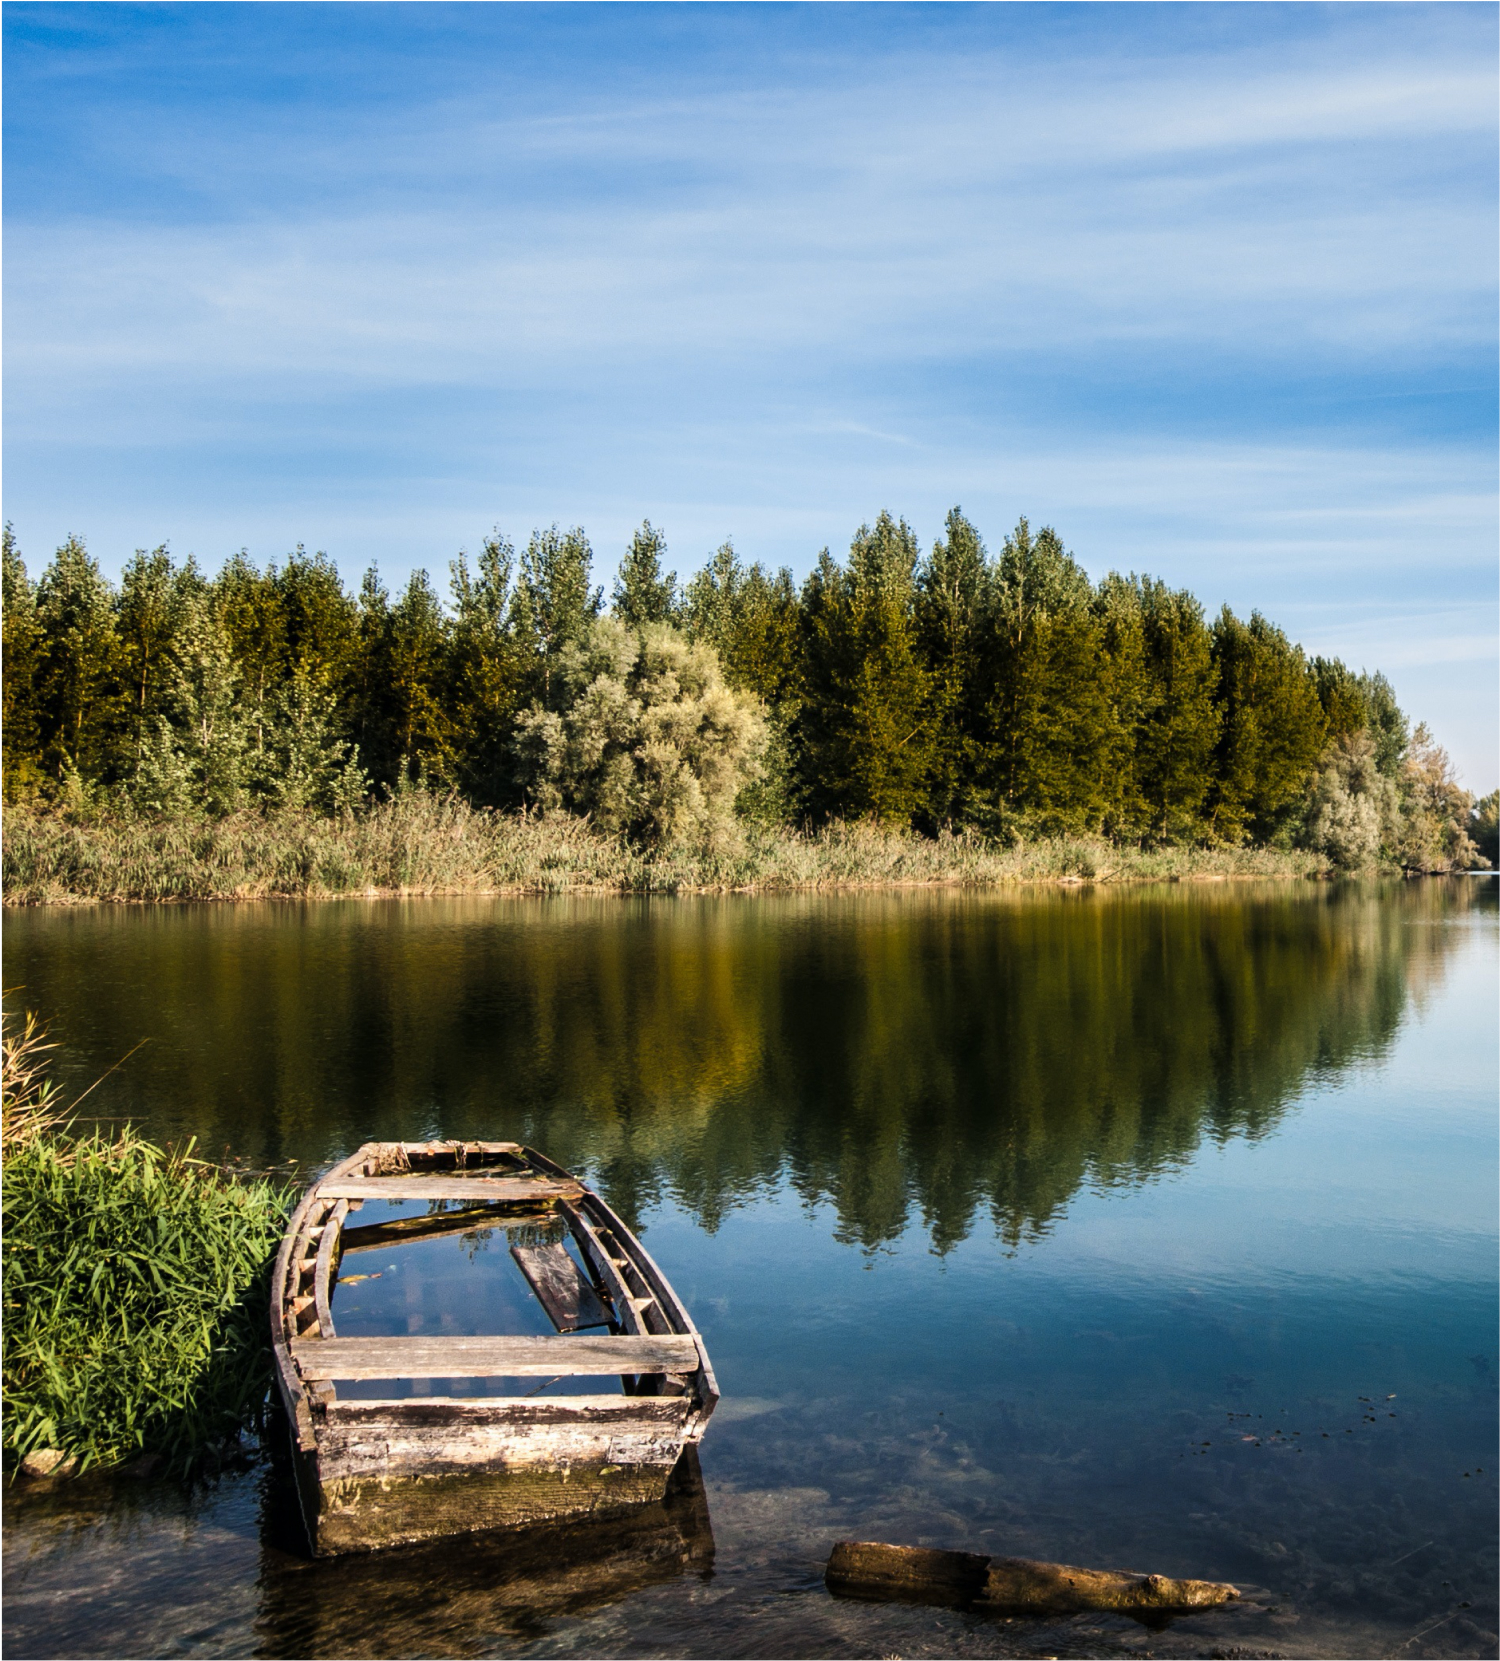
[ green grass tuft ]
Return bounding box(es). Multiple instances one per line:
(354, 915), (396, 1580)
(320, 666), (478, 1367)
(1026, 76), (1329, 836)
(2, 1123), (293, 1473)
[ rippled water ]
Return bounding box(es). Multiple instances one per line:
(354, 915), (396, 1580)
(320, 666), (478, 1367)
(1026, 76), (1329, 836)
(4, 881), (1496, 1658)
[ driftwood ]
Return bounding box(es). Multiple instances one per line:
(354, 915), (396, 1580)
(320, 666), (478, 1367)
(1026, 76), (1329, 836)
(825, 1540), (1239, 1619)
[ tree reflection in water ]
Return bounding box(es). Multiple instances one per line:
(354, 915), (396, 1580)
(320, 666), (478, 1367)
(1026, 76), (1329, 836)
(5, 879), (1483, 1251)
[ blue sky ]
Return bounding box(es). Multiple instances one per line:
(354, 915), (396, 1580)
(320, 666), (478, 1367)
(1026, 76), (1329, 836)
(4, 3), (1496, 786)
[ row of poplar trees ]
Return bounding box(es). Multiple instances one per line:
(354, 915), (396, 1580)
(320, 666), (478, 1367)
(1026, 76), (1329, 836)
(1, 511), (1406, 844)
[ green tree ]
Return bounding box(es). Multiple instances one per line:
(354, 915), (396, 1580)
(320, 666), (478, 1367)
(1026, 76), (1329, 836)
(512, 526), (601, 706)
(683, 542), (801, 708)
(33, 536), (123, 791)
(916, 508), (989, 825)
(1358, 671), (1409, 778)
(798, 514), (934, 826)
(1312, 657), (1368, 744)
(118, 547), (202, 766)
(981, 519), (1111, 836)
(511, 617), (764, 846)
(612, 521), (677, 627)
(448, 532), (523, 805)
(1299, 731), (1400, 871)
(1091, 573), (1153, 839)
(350, 568), (454, 788)
(133, 590), (250, 817)
(349, 568), (394, 785)
(255, 670), (368, 813)
(1136, 580), (1220, 841)
(683, 542), (802, 824)
(274, 547), (358, 693)
(1472, 791), (1499, 869)
(2, 526), (46, 799)
(215, 552), (287, 764)
(1396, 723), (1483, 871)
(1208, 609), (1325, 843)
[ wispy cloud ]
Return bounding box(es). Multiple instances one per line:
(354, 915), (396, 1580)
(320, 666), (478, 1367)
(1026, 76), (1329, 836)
(3, 4), (1495, 781)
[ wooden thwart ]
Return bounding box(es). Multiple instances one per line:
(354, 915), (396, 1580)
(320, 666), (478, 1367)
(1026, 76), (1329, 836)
(512, 1242), (611, 1332)
(340, 1207), (555, 1255)
(317, 1177), (583, 1202)
(825, 1541), (1240, 1618)
(291, 1332), (699, 1381)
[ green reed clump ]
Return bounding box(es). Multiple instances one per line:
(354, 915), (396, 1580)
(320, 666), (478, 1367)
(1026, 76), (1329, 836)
(2, 1086), (293, 1472)
(1, 792), (1323, 905)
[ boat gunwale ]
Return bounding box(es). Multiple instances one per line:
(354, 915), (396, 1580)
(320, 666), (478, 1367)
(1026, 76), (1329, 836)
(272, 1140), (716, 1442)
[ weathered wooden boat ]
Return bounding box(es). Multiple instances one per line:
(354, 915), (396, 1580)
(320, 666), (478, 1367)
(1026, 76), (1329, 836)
(270, 1140), (718, 1556)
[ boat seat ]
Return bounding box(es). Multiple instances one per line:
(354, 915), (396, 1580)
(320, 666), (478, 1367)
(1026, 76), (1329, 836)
(290, 1332), (699, 1381)
(316, 1177), (583, 1202)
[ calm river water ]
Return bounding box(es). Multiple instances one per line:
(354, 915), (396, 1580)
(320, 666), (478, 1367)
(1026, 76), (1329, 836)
(3, 881), (1496, 1659)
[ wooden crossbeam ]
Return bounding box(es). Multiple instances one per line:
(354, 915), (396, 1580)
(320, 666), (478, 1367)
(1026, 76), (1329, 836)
(290, 1332), (698, 1381)
(339, 1207), (556, 1255)
(315, 1177), (582, 1203)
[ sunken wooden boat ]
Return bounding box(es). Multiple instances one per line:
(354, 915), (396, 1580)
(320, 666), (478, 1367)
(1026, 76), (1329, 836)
(270, 1140), (718, 1556)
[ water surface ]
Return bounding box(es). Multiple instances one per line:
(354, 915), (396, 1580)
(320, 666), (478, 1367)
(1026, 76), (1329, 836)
(4, 881), (1496, 1658)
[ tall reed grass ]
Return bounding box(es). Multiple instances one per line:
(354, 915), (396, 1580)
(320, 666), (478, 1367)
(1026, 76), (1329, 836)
(2, 1012), (293, 1473)
(2, 793), (1323, 905)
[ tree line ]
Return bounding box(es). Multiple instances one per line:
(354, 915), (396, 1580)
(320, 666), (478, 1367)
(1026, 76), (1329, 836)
(2, 512), (1489, 868)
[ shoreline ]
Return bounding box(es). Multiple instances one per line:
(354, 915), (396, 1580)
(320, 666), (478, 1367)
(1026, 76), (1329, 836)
(3, 869), (1338, 908)
(0, 796), (1381, 907)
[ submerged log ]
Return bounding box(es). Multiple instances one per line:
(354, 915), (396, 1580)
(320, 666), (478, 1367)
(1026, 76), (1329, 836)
(825, 1540), (1238, 1618)
(978, 1556), (1239, 1615)
(824, 1541), (991, 1606)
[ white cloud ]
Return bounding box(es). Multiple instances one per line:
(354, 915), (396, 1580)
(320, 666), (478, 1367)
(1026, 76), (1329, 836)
(5, 12), (1494, 782)
(6, 39), (1493, 410)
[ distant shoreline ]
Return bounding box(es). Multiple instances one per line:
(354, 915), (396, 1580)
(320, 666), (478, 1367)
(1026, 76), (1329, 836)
(4, 870), (1335, 908)
(1, 796), (1343, 906)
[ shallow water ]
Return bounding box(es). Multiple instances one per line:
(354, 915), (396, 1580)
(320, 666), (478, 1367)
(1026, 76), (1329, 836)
(4, 881), (1497, 1659)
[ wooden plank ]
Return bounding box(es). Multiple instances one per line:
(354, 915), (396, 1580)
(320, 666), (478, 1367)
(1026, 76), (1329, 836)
(323, 1394), (690, 1426)
(316, 1177), (582, 1202)
(340, 1207), (555, 1255)
(313, 1198), (349, 1341)
(291, 1333), (699, 1381)
(313, 1396), (693, 1482)
(512, 1242), (611, 1332)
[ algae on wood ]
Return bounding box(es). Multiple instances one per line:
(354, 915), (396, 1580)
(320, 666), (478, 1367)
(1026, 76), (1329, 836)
(825, 1540), (1239, 1619)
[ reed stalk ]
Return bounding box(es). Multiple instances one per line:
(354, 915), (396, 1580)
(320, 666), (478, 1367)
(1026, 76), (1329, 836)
(2, 794), (1323, 905)
(2, 1010), (293, 1473)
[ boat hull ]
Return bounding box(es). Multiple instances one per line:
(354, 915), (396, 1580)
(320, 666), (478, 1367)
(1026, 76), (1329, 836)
(271, 1141), (718, 1557)
(295, 1396), (694, 1555)
(258, 1448), (714, 1650)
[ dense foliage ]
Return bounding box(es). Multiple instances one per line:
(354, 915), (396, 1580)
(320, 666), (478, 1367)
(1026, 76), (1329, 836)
(1, 1013), (292, 1472)
(1, 513), (1486, 869)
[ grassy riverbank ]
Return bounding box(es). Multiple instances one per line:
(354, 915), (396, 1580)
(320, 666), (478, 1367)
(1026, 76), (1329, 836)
(2, 795), (1326, 904)
(1, 1013), (292, 1474)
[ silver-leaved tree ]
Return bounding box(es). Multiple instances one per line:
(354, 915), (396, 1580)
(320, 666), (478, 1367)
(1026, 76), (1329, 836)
(512, 618), (765, 847)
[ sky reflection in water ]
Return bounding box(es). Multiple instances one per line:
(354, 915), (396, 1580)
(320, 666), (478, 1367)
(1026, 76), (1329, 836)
(3, 881), (1495, 1659)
